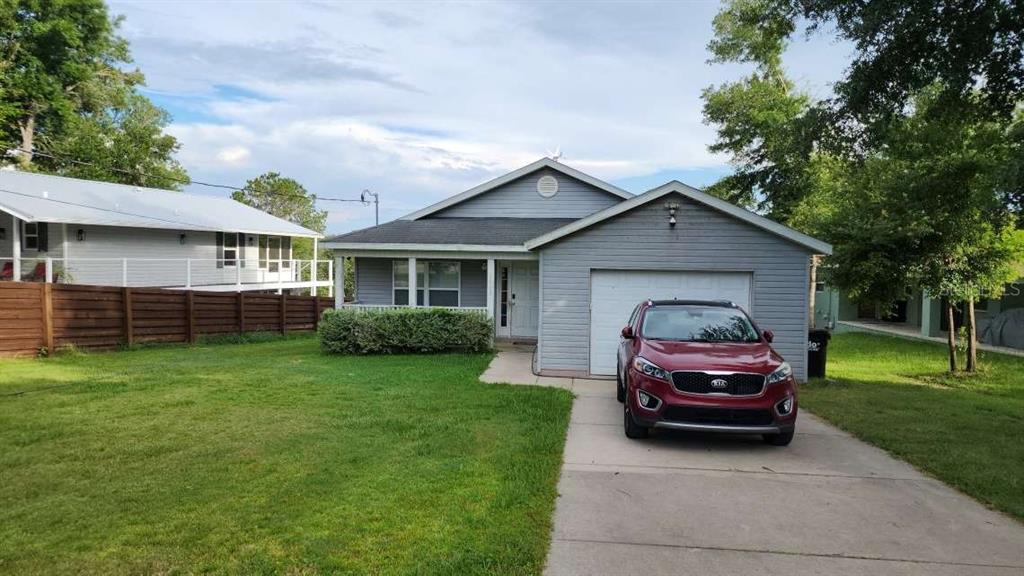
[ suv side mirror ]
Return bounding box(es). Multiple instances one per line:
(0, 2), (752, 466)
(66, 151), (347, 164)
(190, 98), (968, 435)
(762, 329), (774, 343)
(621, 325), (635, 339)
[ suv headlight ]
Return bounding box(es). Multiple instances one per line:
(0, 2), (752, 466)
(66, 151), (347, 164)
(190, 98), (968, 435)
(767, 362), (792, 385)
(632, 356), (669, 381)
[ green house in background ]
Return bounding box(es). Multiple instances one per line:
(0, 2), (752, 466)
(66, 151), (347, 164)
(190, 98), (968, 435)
(815, 278), (1024, 350)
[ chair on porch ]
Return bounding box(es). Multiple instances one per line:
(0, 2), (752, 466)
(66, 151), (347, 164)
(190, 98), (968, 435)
(22, 262), (46, 282)
(0, 262), (11, 281)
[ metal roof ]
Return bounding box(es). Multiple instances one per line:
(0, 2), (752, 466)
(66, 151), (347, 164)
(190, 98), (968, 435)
(0, 169), (320, 237)
(323, 217), (575, 246)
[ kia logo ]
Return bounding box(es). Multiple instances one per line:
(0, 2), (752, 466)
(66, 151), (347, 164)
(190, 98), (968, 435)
(710, 378), (729, 389)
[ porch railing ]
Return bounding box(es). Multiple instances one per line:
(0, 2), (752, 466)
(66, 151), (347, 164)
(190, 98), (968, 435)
(0, 257), (333, 293)
(342, 304), (488, 314)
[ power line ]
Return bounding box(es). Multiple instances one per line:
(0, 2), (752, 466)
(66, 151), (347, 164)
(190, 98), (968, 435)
(4, 146), (372, 205)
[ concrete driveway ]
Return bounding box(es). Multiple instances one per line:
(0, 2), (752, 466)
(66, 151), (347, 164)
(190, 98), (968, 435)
(544, 385), (1024, 575)
(481, 350), (1024, 575)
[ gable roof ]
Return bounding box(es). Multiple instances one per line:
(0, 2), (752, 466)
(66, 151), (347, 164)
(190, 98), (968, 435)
(525, 180), (833, 254)
(400, 157), (633, 220)
(0, 169), (320, 238)
(323, 217), (574, 248)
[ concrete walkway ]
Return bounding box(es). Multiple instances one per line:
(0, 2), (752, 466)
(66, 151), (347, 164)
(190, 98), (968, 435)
(480, 349), (1024, 575)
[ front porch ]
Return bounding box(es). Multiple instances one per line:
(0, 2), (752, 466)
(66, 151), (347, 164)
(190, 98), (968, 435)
(333, 253), (540, 339)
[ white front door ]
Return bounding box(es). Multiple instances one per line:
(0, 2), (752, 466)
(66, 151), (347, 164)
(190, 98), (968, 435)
(495, 261), (539, 339)
(510, 261), (539, 338)
(588, 270), (753, 375)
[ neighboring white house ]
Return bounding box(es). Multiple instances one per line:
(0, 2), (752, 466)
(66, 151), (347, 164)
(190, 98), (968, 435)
(0, 170), (332, 295)
(325, 158), (832, 380)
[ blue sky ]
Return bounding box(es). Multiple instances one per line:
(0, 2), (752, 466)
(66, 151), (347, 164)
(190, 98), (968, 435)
(111, 1), (851, 233)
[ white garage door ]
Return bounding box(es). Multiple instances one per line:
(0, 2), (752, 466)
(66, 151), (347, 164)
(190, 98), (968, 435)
(589, 270), (753, 375)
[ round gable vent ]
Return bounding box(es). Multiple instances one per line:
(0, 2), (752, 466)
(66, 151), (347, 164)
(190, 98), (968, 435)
(537, 175), (559, 198)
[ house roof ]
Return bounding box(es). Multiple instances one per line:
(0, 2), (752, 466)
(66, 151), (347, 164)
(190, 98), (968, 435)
(323, 217), (575, 250)
(525, 181), (833, 255)
(0, 169), (320, 238)
(399, 158), (633, 220)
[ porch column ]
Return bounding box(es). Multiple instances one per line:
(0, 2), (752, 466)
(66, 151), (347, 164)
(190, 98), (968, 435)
(486, 258), (495, 319)
(311, 237), (318, 296)
(11, 213), (20, 281)
(334, 255), (345, 307)
(408, 257), (417, 307)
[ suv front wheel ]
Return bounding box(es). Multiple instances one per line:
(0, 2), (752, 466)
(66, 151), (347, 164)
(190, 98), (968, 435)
(763, 428), (795, 446)
(623, 406), (649, 439)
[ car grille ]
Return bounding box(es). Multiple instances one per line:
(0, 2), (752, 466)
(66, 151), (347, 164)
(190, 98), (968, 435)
(662, 406), (774, 427)
(671, 371), (766, 396)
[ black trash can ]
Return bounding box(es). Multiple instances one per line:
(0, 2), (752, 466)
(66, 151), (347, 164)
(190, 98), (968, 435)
(807, 329), (831, 378)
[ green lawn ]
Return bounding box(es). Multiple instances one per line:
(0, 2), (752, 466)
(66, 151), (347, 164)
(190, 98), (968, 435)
(0, 336), (573, 575)
(801, 331), (1024, 521)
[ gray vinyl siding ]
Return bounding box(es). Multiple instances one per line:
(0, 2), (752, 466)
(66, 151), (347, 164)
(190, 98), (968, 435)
(354, 257), (487, 307)
(64, 225), (253, 287)
(538, 192), (813, 380)
(3, 222), (296, 288)
(460, 260), (487, 307)
(431, 168), (623, 219)
(355, 258), (393, 304)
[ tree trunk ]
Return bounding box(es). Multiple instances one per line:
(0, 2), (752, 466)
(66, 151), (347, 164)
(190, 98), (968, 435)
(946, 301), (958, 372)
(966, 298), (978, 372)
(808, 256), (818, 329)
(16, 112), (35, 165)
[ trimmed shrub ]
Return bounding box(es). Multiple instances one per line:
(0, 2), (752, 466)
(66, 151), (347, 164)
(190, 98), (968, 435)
(318, 307), (493, 354)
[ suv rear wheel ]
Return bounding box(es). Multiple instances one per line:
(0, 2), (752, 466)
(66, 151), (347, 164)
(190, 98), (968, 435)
(763, 428), (794, 446)
(624, 406), (649, 439)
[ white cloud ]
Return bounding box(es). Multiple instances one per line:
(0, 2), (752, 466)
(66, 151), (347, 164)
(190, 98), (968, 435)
(215, 145), (251, 166)
(110, 0), (851, 233)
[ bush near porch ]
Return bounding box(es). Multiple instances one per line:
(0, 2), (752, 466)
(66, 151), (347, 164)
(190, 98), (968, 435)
(319, 307), (493, 354)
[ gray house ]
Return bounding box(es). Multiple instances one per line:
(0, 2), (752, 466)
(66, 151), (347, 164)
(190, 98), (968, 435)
(324, 159), (831, 380)
(0, 170), (331, 294)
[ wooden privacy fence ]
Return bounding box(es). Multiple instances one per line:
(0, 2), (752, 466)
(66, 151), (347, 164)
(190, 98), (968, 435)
(0, 282), (335, 357)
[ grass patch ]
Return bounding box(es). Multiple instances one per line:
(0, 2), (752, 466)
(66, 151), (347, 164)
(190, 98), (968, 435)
(0, 336), (573, 575)
(801, 332), (1024, 520)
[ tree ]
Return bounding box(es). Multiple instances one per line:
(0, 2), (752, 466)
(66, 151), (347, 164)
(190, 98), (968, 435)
(34, 93), (188, 188)
(707, 0), (1024, 371)
(708, 0), (1024, 143)
(0, 0), (141, 161)
(702, 0), (827, 220)
(818, 89), (1024, 372)
(232, 173), (328, 239)
(0, 0), (186, 187)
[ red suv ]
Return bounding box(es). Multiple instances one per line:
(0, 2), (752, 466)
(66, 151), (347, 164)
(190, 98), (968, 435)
(617, 300), (797, 446)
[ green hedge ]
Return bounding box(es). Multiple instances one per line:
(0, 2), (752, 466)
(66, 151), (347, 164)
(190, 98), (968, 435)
(318, 307), (493, 354)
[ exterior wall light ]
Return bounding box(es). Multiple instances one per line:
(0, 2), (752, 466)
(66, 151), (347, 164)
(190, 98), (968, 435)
(179, 233), (187, 245)
(76, 228), (86, 241)
(665, 201), (680, 227)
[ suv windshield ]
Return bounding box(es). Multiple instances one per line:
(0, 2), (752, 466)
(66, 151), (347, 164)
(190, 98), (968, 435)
(641, 305), (760, 343)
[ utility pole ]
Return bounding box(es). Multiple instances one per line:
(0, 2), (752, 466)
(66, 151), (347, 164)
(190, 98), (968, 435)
(361, 189), (379, 225)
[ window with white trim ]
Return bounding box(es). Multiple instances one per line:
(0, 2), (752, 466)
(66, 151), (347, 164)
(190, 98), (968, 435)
(222, 232), (238, 266)
(23, 222), (38, 250)
(393, 260), (461, 306)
